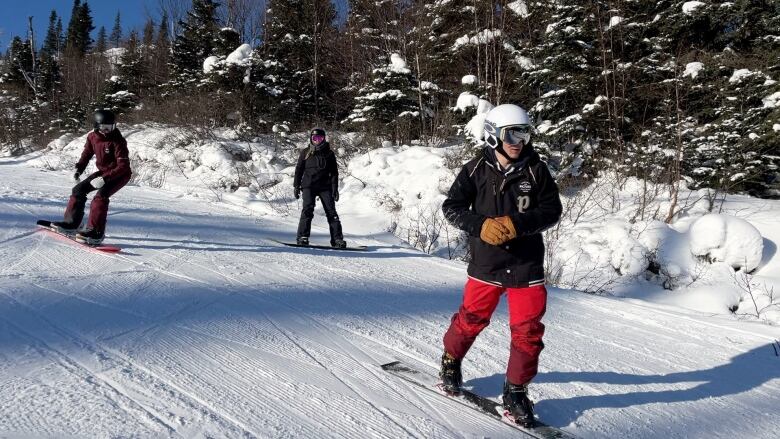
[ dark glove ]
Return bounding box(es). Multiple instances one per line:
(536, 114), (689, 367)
(332, 185), (339, 202)
(294, 186), (301, 199)
(73, 171), (81, 181)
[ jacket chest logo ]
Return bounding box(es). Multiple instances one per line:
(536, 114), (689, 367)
(516, 181), (532, 192)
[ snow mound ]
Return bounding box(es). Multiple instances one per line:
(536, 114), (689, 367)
(683, 62), (704, 79)
(389, 53), (410, 74)
(729, 69), (753, 84)
(463, 99), (494, 140)
(226, 44), (253, 65)
(682, 1), (705, 15)
(507, 1), (530, 17)
(763, 92), (780, 109)
(606, 16), (623, 30)
(688, 214), (763, 272)
(454, 92), (479, 111)
(203, 56), (220, 74)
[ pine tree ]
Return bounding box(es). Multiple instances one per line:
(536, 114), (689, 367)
(142, 19), (155, 48)
(40, 11), (63, 97)
(416, 0), (474, 86)
(65, 0), (82, 53)
(3, 37), (35, 87)
(343, 53), (424, 143)
(518, 1), (601, 177)
(110, 12), (122, 48)
(343, 0), (395, 79)
(263, 0), (340, 123)
(169, 0), (221, 86)
(65, 0), (95, 55)
(42, 11), (60, 57)
(95, 26), (108, 53)
(98, 75), (138, 116)
(118, 30), (146, 94)
(55, 18), (64, 56)
(150, 13), (171, 86)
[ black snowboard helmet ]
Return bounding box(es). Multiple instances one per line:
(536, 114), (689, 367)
(94, 109), (116, 134)
(310, 127), (326, 146)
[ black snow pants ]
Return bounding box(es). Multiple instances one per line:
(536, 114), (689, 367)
(296, 188), (343, 244)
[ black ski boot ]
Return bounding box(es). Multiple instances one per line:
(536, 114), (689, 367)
(332, 239), (347, 249)
(51, 221), (78, 234)
(502, 381), (536, 427)
(75, 228), (104, 246)
(296, 236), (309, 246)
(439, 352), (462, 395)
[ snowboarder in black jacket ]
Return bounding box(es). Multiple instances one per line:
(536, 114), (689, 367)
(293, 128), (346, 248)
(439, 104), (562, 427)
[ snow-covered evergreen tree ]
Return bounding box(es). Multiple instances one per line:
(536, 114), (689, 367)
(343, 53), (424, 143)
(169, 0), (220, 87)
(263, 0), (339, 124)
(95, 26), (108, 54)
(110, 12), (123, 48)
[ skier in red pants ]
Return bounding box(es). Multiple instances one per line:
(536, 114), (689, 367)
(440, 104), (562, 427)
(50, 109), (132, 245)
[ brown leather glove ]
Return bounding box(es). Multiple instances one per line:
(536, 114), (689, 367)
(480, 218), (512, 246)
(494, 216), (517, 241)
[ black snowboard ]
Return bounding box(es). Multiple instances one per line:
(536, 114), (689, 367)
(381, 361), (577, 439)
(269, 238), (367, 252)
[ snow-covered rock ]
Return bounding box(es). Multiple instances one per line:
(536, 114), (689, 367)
(461, 75), (477, 85)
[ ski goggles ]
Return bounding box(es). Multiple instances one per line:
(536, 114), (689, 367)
(311, 134), (325, 144)
(500, 125), (531, 145)
(97, 123), (115, 133)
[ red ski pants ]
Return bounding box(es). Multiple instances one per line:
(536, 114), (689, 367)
(443, 278), (547, 385)
(64, 172), (130, 233)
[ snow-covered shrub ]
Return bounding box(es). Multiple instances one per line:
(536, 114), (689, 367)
(688, 214), (763, 272)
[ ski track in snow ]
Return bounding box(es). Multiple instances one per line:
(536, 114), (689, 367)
(1, 160), (779, 439)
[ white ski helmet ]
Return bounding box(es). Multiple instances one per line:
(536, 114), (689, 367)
(483, 104), (532, 150)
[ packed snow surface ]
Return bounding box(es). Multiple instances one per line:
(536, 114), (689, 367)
(2, 134), (780, 438)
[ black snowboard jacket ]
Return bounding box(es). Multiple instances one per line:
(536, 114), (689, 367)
(293, 141), (338, 192)
(442, 146), (562, 288)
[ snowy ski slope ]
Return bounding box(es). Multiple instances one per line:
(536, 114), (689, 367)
(1, 156), (779, 438)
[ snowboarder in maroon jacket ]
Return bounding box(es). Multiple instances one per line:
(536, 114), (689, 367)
(50, 110), (132, 245)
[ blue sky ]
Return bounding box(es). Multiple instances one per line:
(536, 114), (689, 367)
(1, 1), (349, 50)
(0, 1), (157, 50)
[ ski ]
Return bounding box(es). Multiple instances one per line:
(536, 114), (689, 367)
(381, 361), (576, 439)
(36, 220), (121, 253)
(269, 238), (367, 252)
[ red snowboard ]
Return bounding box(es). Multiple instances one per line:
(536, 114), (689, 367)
(36, 220), (121, 253)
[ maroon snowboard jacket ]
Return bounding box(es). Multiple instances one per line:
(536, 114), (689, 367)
(75, 129), (132, 181)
